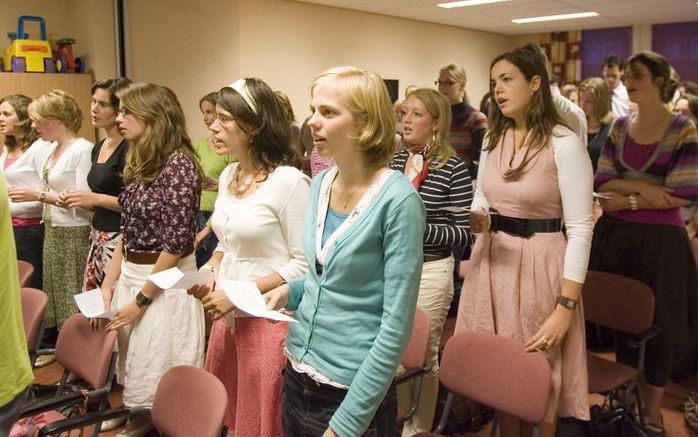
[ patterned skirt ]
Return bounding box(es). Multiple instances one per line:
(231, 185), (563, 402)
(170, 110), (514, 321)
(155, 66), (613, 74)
(42, 219), (91, 328)
(82, 227), (120, 291)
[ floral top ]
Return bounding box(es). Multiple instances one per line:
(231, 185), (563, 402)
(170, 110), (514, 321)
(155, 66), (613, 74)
(119, 150), (200, 253)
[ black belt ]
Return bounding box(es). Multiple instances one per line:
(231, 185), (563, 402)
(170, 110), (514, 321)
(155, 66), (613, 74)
(490, 214), (562, 238)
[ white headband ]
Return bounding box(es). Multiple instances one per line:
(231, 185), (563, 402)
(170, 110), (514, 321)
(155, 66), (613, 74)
(229, 79), (258, 115)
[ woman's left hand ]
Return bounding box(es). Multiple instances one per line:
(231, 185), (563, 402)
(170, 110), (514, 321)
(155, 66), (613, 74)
(107, 301), (145, 331)
(525, 306), (573, 352)
(322, 428), (337, 437)
(201, 290), (234, 320)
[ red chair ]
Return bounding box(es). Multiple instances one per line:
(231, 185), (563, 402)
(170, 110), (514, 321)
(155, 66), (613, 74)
(395, 308), (431, 424)
(18, 315), (118, 437)
(583, 270), (658, 423)
(415, 331), (551, 437)
(40, 366), (228, 437)
(18, 260), (34, 287)
(20, 287), (48, 361)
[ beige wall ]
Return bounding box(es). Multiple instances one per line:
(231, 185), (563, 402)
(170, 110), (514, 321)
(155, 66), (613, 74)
(237, 0), (512, 135)
(125, 0), (241, 141)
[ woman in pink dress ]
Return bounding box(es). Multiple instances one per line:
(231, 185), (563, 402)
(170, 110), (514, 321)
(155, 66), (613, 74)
(455, 43), (593, 436)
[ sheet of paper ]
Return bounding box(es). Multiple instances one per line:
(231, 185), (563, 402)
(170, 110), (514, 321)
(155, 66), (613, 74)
(593, 192), (611, 200)
(148, 267), (214, 289)
(74, 288), (115, 319)
(219, 280), (297, 323)
(439, 206), (470, 213)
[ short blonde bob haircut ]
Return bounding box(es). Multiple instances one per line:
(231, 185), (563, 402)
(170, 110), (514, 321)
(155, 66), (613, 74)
(578, 77), (613, 126)
(405, 88), (454, 169)
(311, 66), (396, 169)
(28, 89), (82, 135)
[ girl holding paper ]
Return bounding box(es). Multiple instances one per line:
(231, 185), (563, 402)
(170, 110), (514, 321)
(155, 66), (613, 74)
(390, 88), (473, 434)
(263, 66), (425, 437)
(191, 78), (309, 436)
(100, 83), (205, 437)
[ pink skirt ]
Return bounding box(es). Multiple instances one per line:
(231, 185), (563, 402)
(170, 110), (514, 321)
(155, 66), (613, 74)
(455, 230), (589, 421)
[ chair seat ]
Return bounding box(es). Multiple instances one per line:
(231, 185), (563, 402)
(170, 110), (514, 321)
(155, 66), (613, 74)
(587, 353), (640, 394)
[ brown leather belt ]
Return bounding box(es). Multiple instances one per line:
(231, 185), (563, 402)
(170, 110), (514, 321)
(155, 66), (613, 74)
(423, 254), (450, 263)
(123, 244), (194, 265)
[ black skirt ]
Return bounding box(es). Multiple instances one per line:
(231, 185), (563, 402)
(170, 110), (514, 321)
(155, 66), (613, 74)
(589, 214), (697, 357)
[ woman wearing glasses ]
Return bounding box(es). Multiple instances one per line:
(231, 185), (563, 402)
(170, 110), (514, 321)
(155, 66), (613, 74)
(436, 64), (488, 178)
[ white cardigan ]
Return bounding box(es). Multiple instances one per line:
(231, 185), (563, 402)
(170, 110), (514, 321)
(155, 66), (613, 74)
(42, 138), (94, 227)
(1, 140), (52, 219)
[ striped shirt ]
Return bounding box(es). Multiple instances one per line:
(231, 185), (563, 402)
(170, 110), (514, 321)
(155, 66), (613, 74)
(392, 150), (474, 256)
(595, 113), (698, 226)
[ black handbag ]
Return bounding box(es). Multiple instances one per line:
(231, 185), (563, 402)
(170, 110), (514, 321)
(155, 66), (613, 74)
(589, 402), (649, 437)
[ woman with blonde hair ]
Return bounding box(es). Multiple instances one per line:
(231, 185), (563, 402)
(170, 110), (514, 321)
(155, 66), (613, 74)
(391, 88), (472, 434)
(436, 63), (488, 177)
(263, 66), (425, 437)
(456, 44), (593, 436)
(100, 83), (205, 436)
(1, 94), (48, 290)
(578, 77), (614, 171)
(10, 90), (93, 338)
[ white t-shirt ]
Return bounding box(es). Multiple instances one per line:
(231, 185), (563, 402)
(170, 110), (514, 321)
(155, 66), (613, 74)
(611, 83), (631, 118)
(42, 138), (94, 227)
(474, 126), (593, 283)
(1, 140), (52, 219)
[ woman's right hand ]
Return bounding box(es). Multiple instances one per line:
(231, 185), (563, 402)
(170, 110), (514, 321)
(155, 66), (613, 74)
(469, 208), (490, 234)
(7, 186), (40, 203)
(264, 284), (291, 315)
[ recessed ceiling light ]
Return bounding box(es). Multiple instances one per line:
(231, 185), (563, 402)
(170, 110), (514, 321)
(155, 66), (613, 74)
(437, 0), (511, 8)
(512, 11), (599, 24)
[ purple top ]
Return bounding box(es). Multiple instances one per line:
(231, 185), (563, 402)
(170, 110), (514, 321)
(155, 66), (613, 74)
(119, 150), (200, 253)
(595, 114), (698, 227)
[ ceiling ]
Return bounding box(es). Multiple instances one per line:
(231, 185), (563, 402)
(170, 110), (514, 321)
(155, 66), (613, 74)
(294, 0), (698, 35)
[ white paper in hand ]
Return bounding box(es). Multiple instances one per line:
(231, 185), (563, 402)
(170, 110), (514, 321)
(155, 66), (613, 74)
(219, 280), (296, 323)
(593, 192), (611, 200)
(74, 289), (115, 319)
(439, 206), (470, 213)
(148, 267), (214, 289)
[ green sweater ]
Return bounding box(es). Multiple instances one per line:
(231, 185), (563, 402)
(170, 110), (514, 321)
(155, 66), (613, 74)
(287, 169), (425, 436)
(194, 137), (235, 212)
(0, 175), (32, 407)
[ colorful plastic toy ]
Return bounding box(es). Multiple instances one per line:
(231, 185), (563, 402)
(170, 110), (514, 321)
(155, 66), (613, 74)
(53, 38), (85, 73)
(3, 15), (56, 73)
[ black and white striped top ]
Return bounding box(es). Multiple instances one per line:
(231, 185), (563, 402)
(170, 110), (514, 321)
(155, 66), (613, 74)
(391, 150), (474, 257)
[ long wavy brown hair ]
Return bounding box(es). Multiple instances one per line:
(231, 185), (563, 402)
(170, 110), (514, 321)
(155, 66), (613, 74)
(0, 94), (37, 149)
(485, 44), (567, 152)
(117, 83), (204, 186)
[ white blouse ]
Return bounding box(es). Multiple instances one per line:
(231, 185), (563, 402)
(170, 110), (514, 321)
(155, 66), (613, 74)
(211, 164), (310, 283)
(474, 126), (593, 283)
(42, 138), (94, 227)
(1, 140), (52, 219)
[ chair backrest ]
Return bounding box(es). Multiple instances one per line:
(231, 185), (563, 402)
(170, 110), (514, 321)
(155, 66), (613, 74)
(17, 260), (34, 287)
(400, 308), (430, 369)
(20, 287), (48, 350)
(582, 270), (655, 334)
(151, 366), (228, 437)
(440, 331), (551, 424)
(55, 315), (117, 390)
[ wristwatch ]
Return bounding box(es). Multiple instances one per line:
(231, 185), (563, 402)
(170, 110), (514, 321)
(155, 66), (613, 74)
(135, 291), (153, 308)
(557, 295), (577, 310)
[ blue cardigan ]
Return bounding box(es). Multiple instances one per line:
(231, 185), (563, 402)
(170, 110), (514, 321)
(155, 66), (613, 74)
(286, 169), (425, 436)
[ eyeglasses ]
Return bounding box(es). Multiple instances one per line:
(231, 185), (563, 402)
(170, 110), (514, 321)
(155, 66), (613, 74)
(117, 107), (132, 117)
(435, 80), (457, 87)
(215, 113), (236, 124)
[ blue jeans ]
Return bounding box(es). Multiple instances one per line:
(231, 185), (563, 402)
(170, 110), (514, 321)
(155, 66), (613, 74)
(196, 211), (219, 268)
(0, 388), (27, 437)
(282, 364), (397, 437)
(13, 224), (44, 290)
